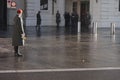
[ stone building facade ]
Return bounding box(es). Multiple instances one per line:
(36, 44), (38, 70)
(6, 0), (120, 28)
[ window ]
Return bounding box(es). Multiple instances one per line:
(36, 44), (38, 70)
(40, 0), (48, 10)
(73, 2), (77, 12)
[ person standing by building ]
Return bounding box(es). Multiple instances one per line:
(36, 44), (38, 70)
(56, 10), (61, 28)
(64, 11), (67, 27)
(71, 12), (75, 27)
(74, 12), (79, 29)
(64, 12), (70, 28)
(83, 11), (91, 32)
(36, 11), (41, 29)
(86, 11), (91, 28)
(12, 9), (26, 57)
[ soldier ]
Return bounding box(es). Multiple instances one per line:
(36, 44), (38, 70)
(64, 12), (70, 28)
(56, 10), (61, 28)
(71, 11), (79, 31)
(36, 11), (41, 29)
(12, 9), (26, 57)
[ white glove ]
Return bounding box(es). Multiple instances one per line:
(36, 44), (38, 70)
(21, 33), (25, 38)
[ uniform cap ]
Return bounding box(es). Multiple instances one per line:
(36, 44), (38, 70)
(17, 9), (23, 14)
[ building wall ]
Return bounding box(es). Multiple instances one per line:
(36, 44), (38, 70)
(7, 0), (25, 25)
(91, 0), (120, 28)
(90, 0), (100, 27)
(7, 0), (120, 27)
(25, 0), (65, 26)
(65, 0), (80, 16)
(99, 0), (117, 27)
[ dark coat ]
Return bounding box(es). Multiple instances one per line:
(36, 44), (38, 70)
(56, 12), (61, 24)
(12, 15), (24, 46)
(36, 13), (41, 25)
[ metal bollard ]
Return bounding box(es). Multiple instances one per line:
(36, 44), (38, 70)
(111, 23), (115, 35)
(78, 21), (81, 33)
(93, 22), (98, 34)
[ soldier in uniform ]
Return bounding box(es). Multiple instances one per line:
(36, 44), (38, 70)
(12, 9), (26, 57)
(56, 10), (61, 28)
(36, 11), (41, 29)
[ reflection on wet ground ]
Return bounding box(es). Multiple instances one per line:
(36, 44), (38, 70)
(0, 26), (120, 70)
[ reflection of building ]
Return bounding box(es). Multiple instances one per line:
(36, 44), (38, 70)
(1, 0), (120, 30)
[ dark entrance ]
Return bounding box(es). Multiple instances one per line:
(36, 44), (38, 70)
(80, 1), (90, 33)
(0, 0), (7, 30)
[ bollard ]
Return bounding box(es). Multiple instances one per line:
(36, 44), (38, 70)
(93, 22), (98, 34)
(78, 21), (81, 33)
(111, 23), (115, 35)
(112, 35), (116, 43)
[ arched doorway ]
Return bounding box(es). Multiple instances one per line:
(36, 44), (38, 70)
(0, 0), (7, 30)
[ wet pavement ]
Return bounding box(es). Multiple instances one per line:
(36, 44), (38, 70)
(0, 26), (120, 79)
(0, 69), (120, 80)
